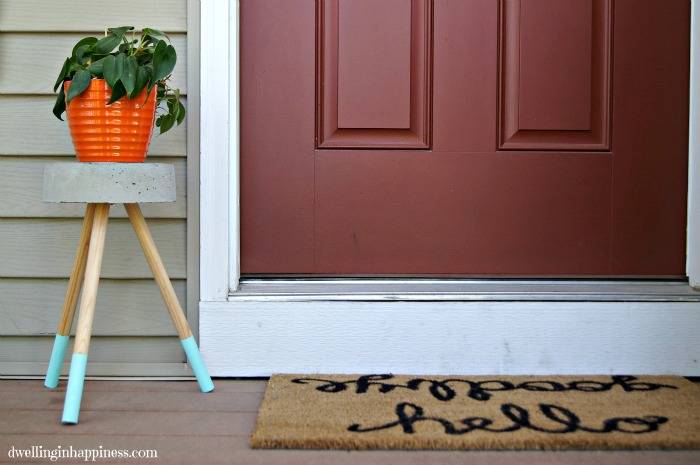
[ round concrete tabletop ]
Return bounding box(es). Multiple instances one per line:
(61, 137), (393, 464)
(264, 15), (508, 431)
(43, 162), (176, 203)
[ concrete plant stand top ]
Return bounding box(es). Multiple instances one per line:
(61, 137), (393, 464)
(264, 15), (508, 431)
(43, 162), (176, 204)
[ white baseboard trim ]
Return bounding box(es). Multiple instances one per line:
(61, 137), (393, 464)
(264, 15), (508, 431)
(200, 300), (700, 377)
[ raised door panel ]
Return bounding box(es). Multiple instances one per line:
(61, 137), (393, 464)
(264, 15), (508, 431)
(240, 0), (317, 273)
(499, 0), (612, 151)
(316, 0), (432, 149)
(337, 0), (411, 129)
(610, 0), (690, 274)
(314, 150), (612, 275)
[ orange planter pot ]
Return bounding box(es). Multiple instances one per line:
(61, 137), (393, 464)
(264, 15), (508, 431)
(65, 79), (157, 162)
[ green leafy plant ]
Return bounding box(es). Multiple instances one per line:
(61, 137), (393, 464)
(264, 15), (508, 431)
(52, 26), (185, 134)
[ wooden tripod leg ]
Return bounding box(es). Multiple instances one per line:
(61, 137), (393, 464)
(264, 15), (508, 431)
(45, 203), (96, 389)
(125, 203), (214, 393)
(62, 203), (110, 424)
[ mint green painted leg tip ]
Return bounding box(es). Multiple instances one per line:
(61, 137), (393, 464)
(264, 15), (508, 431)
(45, 334), (70, 389)
(61, 353), (88, 424)
(180, 336), (214, 393)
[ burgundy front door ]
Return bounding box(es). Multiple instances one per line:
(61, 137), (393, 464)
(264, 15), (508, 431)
(240, 0), (689, 276)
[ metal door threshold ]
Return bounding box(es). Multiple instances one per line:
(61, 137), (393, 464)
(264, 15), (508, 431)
(231, 278), (700, 302)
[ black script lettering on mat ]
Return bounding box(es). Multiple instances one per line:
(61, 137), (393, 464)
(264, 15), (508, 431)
(291, 375), (678, 402)
(348, 402), (669, 435)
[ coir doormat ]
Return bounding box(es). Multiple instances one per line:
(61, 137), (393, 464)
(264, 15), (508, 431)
(250, 374), (700, 450)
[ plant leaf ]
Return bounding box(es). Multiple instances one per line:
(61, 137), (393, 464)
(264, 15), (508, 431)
(176, 100), (186, 125)
(103, 54), (126, 88)
(153, 41), (176, 81)
(147, 66), (163, 92)
(52, 85), (66, 121)
(142, 27), (169, 45)
(136, 47), (154, 65)
(107, 26), (134, 36)
(147, 68), (158, 92)
(71, 37), (97, 57)
(93, 34), (121, 54)
(131, 65), (151, 98)
(168, 97), (179, 124)
(65, 69), (91, 103)
(122, 56), (138, 95)
(143, 28), (168, 40)
(68, 60), (82, 74)
(74, 44), (93, 64)
(152, 39), (166, 60)
(102, 55), (116, 87)
(159, 113), (175, 134)
(107, 80), (127, 104)
(114, 53), (126, 78)
(87, 56), (106, 76)
(53, 57), (70, 92)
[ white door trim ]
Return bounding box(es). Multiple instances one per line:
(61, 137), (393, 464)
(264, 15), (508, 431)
(199, 0), (700, 376)
(689, 0), (700, 288)
(199, 0), (231, 301)
(200, 300), (700, 377)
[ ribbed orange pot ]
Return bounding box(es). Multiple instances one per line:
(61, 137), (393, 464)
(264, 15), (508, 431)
(65, 79), (156, 162)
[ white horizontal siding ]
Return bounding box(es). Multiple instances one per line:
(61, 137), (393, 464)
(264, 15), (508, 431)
(0, 278), (183, 336)
(0, 0), (187, 32)
(0, 0), (191, 376)
(0, 33), (187, 95)
(0, 336), (184, 363)
(0, 362), (192, 377)
(0, 218), (186, 279)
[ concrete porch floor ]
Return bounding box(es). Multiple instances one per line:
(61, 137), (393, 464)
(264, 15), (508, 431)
(1, 379), (699, 464)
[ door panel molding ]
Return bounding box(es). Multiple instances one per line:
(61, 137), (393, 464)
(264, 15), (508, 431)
(316, 0), (432, 149)
(498, 0), (612, 151)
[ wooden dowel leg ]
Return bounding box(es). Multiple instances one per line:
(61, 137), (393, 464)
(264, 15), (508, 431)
(45, 203), (96, 389)
(62, 203), (110, 424)
(125, 203), (214, 393)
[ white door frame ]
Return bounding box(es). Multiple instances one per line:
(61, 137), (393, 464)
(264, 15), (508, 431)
(198, 0), (700, 376)
(689, 0), (700, 289)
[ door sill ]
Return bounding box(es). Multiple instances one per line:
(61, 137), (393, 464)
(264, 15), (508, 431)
(201, 278), (700, 376)
(231, 278), (700, 302)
